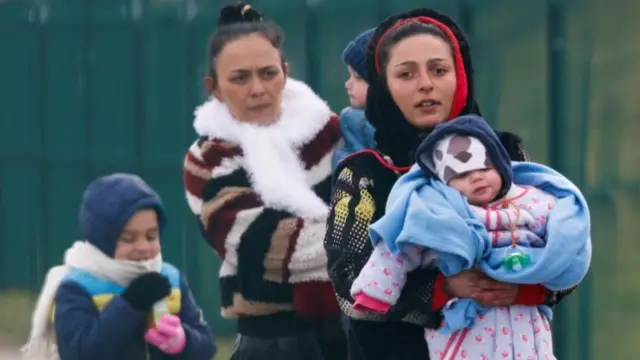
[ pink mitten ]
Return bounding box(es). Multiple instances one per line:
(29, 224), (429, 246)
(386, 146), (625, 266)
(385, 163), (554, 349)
(144, 314), (186, 354)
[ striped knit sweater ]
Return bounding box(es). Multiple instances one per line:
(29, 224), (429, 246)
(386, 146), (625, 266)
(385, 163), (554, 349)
(183, 78), (341, 320)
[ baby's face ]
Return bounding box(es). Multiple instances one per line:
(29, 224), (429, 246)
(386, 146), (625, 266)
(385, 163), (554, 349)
(448, 168), (502, 205)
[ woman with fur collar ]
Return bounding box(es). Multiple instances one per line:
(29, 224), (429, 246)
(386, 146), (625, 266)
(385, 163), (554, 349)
(182, 3), (345, 360)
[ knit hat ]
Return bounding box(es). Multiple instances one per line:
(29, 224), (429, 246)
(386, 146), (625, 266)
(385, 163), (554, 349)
(342, 28), (375, 82)
(416, 114), (513, 197)
(78, 173), (167, 257)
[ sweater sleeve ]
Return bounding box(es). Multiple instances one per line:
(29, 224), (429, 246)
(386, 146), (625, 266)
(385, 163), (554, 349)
(324, 164), (448, 328)
(54, 281), (145, 360)
(183, 139), (338, 319)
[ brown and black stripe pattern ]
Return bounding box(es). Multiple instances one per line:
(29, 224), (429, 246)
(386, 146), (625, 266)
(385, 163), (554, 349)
(183, 115), (341, 318)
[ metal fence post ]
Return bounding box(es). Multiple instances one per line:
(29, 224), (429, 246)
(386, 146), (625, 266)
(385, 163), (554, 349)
(576, 8), (594, 359)
(547, 0), (572, 359)
(304, 0), (320, 92)
(457, 0), (473, 39)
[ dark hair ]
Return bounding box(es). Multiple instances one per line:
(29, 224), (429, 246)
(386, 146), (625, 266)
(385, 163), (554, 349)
(208, 3), (285, 82)
(376, 21), (452, 76)
(363, 10), (476, 168)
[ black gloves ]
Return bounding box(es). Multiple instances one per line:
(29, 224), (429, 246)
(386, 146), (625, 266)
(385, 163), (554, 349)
(121, 272), (171, 311)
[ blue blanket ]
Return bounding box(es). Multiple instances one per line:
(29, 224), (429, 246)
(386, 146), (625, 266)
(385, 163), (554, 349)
(369, 161), (592, 333)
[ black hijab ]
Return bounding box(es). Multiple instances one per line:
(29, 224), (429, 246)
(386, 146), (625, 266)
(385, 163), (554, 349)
(365, 8), (482, 167)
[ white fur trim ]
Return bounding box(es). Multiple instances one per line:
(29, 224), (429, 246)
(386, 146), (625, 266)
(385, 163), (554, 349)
(193, 78), (332, 220)
(193, 78), (331, 147)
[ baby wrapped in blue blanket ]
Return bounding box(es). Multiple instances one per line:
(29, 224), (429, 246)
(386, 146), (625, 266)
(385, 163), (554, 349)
(350, 115), (591, 360)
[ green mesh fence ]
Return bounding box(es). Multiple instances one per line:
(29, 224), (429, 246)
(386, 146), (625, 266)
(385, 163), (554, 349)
(1, 1), (639, 358)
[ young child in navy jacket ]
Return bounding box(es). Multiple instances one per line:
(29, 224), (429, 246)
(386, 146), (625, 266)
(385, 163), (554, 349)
(22, 173), (216, 360)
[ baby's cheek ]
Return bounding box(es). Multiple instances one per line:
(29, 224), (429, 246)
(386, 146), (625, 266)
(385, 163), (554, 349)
(447, 178), (466, 193)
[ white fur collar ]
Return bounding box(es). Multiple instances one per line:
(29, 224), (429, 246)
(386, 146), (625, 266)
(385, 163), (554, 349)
(194, 78), (331, 146)
(192, 78), (332, 220)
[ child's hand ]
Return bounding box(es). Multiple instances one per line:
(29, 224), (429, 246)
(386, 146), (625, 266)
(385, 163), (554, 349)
(145, 314), (186, 354)
(121, 272), (171, 311)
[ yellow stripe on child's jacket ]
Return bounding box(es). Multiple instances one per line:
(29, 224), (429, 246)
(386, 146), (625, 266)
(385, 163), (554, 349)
(51, 263), (182, 328)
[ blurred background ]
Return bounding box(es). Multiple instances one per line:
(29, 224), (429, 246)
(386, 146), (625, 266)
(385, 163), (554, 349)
(0, 0), (638, 359)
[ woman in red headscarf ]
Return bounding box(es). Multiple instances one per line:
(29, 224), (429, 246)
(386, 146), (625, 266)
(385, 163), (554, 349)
(324, 8), (576, 359)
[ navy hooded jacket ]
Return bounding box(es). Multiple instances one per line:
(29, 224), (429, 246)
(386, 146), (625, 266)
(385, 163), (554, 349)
(54, 173), (216, 360)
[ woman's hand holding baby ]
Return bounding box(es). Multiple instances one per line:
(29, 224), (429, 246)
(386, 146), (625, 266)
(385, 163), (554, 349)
(444, 269), (518, 306)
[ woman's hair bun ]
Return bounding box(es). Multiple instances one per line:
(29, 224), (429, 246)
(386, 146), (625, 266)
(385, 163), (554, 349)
(217, 2), (263, 27)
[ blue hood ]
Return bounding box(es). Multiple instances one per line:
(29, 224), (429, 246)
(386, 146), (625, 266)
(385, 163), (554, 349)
(415, 115), (513, 197)
(78, 173), (167, 257)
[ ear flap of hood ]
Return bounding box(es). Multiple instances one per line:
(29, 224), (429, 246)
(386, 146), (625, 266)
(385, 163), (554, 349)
(365, 8), (482, 167)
